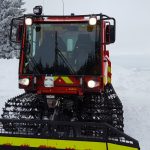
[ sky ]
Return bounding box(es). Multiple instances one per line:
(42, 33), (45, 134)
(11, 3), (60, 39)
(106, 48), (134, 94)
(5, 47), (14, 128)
(24, 0), (150, 56)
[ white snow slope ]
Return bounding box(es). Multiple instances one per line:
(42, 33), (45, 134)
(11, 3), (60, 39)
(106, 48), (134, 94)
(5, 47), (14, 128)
(0, 57), (150, 150)
(112, 54), (150, 150)
(0, 59), (24, 115)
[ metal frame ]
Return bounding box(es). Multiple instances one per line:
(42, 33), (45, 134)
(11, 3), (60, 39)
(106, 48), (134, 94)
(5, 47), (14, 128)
(9, 17), (24, 43)
(9, 13), (116, 43)
(0, 119), (139, 148)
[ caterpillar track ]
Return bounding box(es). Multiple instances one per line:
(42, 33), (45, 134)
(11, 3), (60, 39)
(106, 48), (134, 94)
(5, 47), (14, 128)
(80, 84), (124, 131)
(1, 84), (123, 134)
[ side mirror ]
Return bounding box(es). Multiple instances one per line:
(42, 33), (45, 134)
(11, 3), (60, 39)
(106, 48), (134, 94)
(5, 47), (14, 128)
(16, 24), (23, 42)
(10, 18), (23, 43)
(106, 25), (115, 44)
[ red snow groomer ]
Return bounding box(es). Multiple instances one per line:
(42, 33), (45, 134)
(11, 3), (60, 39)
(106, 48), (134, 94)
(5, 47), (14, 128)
(0, 6), (140, 150)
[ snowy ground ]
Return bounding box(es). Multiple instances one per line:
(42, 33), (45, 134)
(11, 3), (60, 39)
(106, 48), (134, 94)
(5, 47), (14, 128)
(0, 56), (150, 150)
(0, 59), (24, 114)
(112, 54), (150, 150)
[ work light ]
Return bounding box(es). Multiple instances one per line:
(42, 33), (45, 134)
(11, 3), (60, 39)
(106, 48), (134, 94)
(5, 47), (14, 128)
(33, 6), (43, 15)
(19, 78), (30, 86)
(25, 18), (32, 26)
(89, 16), (97, 25)
(87, 80), (96, 88)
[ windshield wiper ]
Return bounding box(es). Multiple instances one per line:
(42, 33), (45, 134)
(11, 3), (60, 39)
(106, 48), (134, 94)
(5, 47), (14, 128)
(26, 41), (41, 75)
(55, 32), (76, 74)
(29, 56), (41, 75)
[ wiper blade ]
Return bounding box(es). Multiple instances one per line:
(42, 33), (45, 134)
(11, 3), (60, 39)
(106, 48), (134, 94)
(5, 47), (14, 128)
(28, 55), (41, 75)
(57, 48), (76, 74)
(25, 41), (41, 75)
(55, 31), (76, 75)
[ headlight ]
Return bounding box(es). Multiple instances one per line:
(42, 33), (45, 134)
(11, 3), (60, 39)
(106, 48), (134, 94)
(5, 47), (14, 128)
(25, 18), (32, 26)
(87, 80), (96, 88)
(19, 78), (30, 86)
(89, 16), (97, 25)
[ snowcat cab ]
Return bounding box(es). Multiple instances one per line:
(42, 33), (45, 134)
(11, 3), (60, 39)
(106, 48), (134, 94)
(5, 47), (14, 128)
(0, 6), (140, 150)
(11, 10), (114, 95)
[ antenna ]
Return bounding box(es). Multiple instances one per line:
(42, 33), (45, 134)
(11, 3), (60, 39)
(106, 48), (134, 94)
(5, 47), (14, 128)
(43, 0), (45, 14)
(61, 0), (65, 15)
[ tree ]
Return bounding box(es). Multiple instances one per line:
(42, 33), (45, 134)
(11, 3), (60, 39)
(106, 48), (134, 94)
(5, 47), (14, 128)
(0, 0), (25, 58)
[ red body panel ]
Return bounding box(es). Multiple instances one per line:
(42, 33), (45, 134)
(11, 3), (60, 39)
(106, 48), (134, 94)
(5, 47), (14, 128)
(101, 21), (106, 82)
(19, 75), (103, 95)
(19, 16), (108, 95)
(47, 16), (85, 22)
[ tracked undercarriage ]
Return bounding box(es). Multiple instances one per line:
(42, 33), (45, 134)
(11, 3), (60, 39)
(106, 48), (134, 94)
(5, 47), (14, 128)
(0, 84), (139, 150)
(1, 84), (123, 134)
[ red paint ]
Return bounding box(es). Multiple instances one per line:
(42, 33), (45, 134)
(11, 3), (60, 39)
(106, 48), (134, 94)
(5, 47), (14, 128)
(20, 144), (29, 147)
(47, 16), (84, 22)
(39, 145), (56, 149)
(19, 23), (26, 74)
(19, 50), (24, 74)
(101, 20), (106, 89)
(19, 74), (103, 94)
(18, 15), (111, 94)
(2, 143), (12, 146)
(104, 50), (109, 57)
(107, 72), (112, 78)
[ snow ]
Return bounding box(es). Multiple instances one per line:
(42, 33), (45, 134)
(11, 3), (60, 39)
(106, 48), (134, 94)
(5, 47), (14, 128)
(0, 59), (24, 114)
(0, 57), (150, 150)
(112, 54), (150, 150)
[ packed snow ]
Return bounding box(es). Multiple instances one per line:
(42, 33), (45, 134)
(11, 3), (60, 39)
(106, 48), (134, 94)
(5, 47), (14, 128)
(0, 56), (150, 150)
(0, 59), (24, 114)
(112, 54), (150, 150)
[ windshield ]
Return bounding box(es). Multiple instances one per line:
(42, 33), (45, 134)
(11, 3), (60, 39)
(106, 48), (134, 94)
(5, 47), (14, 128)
(24, 22), (101, 75)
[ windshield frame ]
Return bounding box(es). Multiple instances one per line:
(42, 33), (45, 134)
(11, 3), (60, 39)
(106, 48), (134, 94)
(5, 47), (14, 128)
(23, 21), (101, 76)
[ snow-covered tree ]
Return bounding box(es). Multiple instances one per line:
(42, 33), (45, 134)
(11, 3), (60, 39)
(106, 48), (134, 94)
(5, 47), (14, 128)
(0, 0), (25, 58)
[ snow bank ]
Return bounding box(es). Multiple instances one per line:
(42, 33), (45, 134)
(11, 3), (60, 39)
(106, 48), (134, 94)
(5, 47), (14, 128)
(112, 56), (150, 150)
(0, 59), (24, 114)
